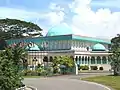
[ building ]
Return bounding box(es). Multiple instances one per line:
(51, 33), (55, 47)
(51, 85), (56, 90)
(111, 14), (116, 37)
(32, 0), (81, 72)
(7, 23), (111, 71)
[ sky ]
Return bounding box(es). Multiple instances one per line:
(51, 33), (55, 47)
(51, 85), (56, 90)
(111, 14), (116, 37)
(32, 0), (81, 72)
(0, 0), (120, 38)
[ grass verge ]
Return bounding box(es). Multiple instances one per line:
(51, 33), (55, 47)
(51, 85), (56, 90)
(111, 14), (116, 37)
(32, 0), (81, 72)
(82, 75), (120, 90)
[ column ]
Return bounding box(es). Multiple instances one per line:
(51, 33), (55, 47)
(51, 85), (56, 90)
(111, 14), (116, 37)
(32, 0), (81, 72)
(106, 56), (108, 64)
(87, 56), (88, 65)
(95, 56), (97, 64)
(89, 56), (91, 70)
(83, 56), (85, 64)
(81, 55), (83, 64)
(100, 56), (102, 64)
(74, 56), (78, 75)
(89, 56), (91, 65)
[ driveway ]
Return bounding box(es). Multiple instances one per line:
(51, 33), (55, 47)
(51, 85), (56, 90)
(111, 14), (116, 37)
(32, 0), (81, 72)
(24, 74), (110, 90)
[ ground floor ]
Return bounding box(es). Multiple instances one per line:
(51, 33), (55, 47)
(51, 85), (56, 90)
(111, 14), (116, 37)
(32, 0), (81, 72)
(26, 50), (111, 71)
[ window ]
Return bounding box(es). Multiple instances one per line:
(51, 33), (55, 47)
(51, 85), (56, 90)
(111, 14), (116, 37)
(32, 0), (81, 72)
(102, 56), (107, 64)
(91, 56), (95, 64)
(97, 56), (101, 64)
(82, 56), (84, 64)
(79, 56), (81, 64)
(85, 56), (87, 64)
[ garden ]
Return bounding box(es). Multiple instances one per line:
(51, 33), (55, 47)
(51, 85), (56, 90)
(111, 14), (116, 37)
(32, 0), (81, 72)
(21, 56), (75, 77)
(0, 43), (75, 90)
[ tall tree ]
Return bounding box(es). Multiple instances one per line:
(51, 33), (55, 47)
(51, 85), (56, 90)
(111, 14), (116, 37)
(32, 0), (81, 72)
(0, 44), (27, 90)
(110, 34), (120, 76)
(0, 18), (42, 40)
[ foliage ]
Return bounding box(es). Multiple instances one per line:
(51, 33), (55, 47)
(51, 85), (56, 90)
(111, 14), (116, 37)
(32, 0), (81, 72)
(22, 64), (54, 77)
(52, 56), (75, 74)
(99, 67), (104, 70)
(59, 56), (75, 68)
(90, 66), (98, 70)
(0, 18), (42, 40)
(0, 44), (27, 90)
(110, 34), (120, 76)
(37, 64), (45, 76)
(79, 65), (89, 70)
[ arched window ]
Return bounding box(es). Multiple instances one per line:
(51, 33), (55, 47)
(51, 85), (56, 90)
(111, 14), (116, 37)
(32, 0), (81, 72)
(49, 56), (53, 62)
(79, 56), (81, 64)
(97, 56), (101, 64)
(85, 56), (87, 64)
(82, 56), (84, 64)
(102, 56), (107, 64)
(91, 56), (95, 64)
(43, 56), (48, 62)
(75, 56), (78, 64)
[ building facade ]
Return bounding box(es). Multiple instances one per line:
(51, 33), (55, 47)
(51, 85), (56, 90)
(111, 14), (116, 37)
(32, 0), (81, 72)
(7, 24), (111, 70)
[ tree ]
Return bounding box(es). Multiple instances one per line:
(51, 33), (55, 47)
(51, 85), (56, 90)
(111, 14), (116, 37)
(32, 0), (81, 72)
(0, 44), (27, 90)
(110, 34), (120, 76)
(59, 56), (74, 68)
(52, 56), (75, 74)
(0, 18), (42, 40)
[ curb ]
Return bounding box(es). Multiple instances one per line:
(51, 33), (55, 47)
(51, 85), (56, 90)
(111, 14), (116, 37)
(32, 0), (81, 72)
(27, 86), (37, 90)
(81, 80), (111, 90)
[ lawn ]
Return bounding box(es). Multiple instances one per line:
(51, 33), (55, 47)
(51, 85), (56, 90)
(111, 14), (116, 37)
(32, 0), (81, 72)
(82, 75), (120, 90)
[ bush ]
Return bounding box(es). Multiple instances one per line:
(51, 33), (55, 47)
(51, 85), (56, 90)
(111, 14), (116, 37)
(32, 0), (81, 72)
(0, 45), (26, 90)
(90, 66), (98, 70)
(99, 67), (104, 70)
(22, 70), (39, 76)
(79, 65), (89, 70)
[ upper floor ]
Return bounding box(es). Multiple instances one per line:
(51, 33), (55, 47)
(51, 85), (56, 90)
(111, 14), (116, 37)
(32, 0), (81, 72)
(6, 34), (111, 52)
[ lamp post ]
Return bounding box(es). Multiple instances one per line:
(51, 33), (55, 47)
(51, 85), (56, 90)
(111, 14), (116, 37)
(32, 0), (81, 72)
(32, 57), (38, 70)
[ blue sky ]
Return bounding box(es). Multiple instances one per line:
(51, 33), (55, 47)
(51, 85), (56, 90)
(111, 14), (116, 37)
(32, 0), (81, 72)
(0, 0), (120, 38)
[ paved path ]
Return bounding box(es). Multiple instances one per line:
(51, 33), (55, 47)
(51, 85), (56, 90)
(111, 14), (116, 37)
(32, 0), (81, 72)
(24, 74), (110, 90)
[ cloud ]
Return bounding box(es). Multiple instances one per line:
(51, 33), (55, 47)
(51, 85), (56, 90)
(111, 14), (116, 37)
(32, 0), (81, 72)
(69, 0), (120, 38)
(0, 7), (44, 22)
(47, 3), (65, 25)
(0, 6), (65, 36)
(1, 0), (120, 38)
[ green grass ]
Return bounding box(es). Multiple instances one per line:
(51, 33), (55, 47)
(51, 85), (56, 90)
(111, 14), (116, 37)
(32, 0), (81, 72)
(82, 75), (120, 90)
(23, 76), (41, 78)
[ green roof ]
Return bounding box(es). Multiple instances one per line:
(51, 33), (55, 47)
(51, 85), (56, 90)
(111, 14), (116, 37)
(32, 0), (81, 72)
(72, 35), (111, 44)
(46, 23), (73, 36)
(92, 43), (106, 51)
(6, 35), (111, 46)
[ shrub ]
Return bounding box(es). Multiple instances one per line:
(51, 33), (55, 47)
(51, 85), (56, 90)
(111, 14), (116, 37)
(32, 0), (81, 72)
(40, 69), (48, 76)
(99, 67), (104, 70)
(0, 45), (26, 90)
(90, 66), (98, 70)
(22, 70), (38, 76)
(79, 65), (89, 70)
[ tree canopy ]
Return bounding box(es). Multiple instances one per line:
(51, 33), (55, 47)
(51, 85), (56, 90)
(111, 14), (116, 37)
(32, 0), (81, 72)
(110, 34), (120, 76)
(51, 56), (75, 74)
(0, 18), (42, 40)
(0, 44), (27, 90)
